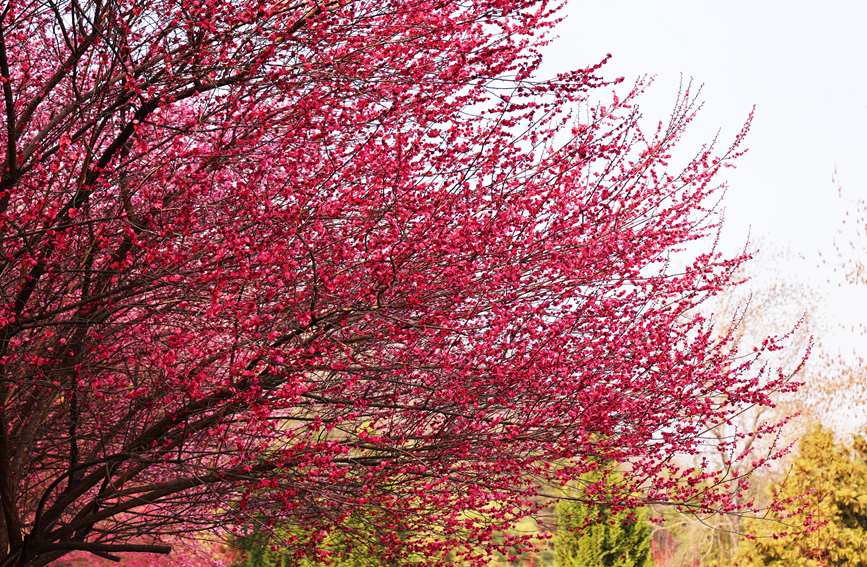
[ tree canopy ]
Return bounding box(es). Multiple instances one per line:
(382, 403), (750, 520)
(0, 0), (799, 564)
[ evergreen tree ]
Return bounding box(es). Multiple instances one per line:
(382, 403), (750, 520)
(553, 496), (653, 567)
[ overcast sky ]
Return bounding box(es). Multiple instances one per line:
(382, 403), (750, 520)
(543, 0), (867, 425)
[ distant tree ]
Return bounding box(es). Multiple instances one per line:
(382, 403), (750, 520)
(735, 426), (867, 566)
(818, 186), (867, 421)
(648, 261), (814, 567)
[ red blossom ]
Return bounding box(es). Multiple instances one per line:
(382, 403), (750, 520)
(0, 0), (802, 565)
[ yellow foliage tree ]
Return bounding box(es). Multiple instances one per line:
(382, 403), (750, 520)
(735, 426), (867, 566)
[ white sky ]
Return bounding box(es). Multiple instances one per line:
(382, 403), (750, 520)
(543, 0), (867, 428)
(544, 0), (867, 253)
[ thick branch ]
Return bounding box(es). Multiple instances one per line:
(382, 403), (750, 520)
(0, 23), (17, 212)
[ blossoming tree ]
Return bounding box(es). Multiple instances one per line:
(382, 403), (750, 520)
(0, 0), (799, 565)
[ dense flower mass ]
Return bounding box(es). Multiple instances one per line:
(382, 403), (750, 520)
(0, 0), (801, 565)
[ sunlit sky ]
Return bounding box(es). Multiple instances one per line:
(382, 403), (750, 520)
(543, 0), (867, 427)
